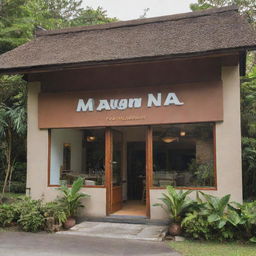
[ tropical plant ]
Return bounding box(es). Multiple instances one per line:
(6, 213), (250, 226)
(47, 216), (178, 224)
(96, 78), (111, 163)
(57, 177), (89, 217)
(232, 201), (256, 242)
(182, 192), (243, 241)
(197, 192), (241, 228)
(153, 185), (195, 223)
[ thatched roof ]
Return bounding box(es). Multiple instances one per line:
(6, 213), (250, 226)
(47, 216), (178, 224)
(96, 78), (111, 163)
(0, 6), (255, 74)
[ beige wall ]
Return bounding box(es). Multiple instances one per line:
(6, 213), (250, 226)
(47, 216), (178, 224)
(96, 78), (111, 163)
(27, 82), (48, 200)
(27, 82), (107, 217)
(150, 65), (243, 220)
(27, 64), (242, 220)
(42, 187), (106, 217)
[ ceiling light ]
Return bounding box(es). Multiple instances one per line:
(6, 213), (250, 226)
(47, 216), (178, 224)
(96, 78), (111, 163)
(180, 131), (186, 136)
(86, 136), (96, 142)
(162, 137), (178, 143)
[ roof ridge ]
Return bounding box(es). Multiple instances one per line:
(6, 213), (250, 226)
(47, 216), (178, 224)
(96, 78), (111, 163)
(36, 5), (238, 37)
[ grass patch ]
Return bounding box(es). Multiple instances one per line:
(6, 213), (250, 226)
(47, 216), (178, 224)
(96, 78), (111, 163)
(169, 240), (256, 256)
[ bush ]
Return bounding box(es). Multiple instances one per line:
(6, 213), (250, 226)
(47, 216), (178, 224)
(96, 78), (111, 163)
(181, 192), (256, 242)
(17, 198), (45, 232)
(182, 211), (237, 241)
(0, 179), (89, 232)
(234, 201), (256, 242)
(42, 201), (67, 225)
(0, 204), (16, 227)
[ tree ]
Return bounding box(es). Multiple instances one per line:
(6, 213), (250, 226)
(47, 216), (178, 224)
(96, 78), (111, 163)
(190, 0), (256, 24)
(71, 7), (117, 26)
(0, 75), (26, 201)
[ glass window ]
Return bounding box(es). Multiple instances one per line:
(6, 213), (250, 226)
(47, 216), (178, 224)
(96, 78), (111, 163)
(63, 144), (71, 170)
(50, 128), (105, 186)
(83, 129), (105, 186)
(152, 123), (215, 188)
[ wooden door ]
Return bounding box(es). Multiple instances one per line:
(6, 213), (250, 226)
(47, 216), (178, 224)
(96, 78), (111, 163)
(106, 128), (123, 214)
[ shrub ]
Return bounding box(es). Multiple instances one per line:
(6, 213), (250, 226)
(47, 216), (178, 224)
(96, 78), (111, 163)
(42, 201), (67, 225)
(0, 204), (16, 227)
(182, 192), (243, 241)
(182, 211), (237, 241)
(233, 201), (256, 242)
(17, 198), (45, 232)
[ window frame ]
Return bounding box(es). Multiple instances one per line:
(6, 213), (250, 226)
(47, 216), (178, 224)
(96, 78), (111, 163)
(47, 129), (106, 188)
(149, 122), (217, 190)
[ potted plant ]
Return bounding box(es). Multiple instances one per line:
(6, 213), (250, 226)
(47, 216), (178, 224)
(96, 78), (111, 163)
(57, 177), (89, 229)
(154, 185), (195, 236)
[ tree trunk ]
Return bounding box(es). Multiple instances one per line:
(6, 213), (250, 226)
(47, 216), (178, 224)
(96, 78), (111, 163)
(0, 128), (12, 202)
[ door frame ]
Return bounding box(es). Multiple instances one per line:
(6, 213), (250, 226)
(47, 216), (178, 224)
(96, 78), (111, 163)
(106, 126), (151, 218)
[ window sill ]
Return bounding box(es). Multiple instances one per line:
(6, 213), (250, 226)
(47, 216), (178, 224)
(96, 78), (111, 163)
(150, 186), (217, 190)
(48, 184), (106, 188)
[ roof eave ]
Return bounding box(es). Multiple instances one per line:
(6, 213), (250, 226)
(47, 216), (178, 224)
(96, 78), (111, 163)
(0, 47), (255, 75)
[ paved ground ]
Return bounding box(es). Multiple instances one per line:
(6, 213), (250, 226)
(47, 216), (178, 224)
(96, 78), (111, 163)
(0, 231), (181, 256)
(57, 221), (168, 241)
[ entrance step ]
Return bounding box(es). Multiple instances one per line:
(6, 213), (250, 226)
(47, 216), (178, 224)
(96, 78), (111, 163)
(57, 221), (168, 241)
(79, 215), (169, 225)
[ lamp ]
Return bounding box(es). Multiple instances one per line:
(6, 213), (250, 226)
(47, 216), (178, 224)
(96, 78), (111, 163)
(161, 137), (178, 143)
(180, 131), (186, 136)
(86, 136), (96, 142)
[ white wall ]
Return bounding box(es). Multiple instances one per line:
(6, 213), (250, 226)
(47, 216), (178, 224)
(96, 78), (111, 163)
(50, 129), (83, 185)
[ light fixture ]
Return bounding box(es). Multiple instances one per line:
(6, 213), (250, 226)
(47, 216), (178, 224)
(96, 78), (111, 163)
(180, 131), (186, 136)
(161, 137), (178, 143)
(86, 136), (96, 142)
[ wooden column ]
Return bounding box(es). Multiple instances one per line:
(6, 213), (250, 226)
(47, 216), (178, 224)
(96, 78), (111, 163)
(105, 128), (112, 215)
(146, 126), (153, 218)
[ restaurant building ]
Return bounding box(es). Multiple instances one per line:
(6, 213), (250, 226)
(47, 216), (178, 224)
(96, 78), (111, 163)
(0, 6), (255, 220)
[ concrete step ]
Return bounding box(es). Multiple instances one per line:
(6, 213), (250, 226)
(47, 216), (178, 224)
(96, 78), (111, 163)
(78, 216), (169, 225)
(57, 221), (168, 241)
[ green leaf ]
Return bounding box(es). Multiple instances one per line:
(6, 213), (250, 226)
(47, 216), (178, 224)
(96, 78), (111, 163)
(250, 237), (256, 243)
(217, 219), (227, 229)
(208, 213), (220, 223)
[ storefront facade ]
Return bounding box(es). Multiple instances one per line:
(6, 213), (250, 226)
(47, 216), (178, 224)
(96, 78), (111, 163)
(0, 6), (255, 220)
(25, 57), (241, 219)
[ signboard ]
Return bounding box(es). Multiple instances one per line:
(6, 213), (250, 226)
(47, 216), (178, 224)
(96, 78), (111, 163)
(38, 81), (223, 128)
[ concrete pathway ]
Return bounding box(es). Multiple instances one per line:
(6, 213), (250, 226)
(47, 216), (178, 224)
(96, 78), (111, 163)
(0, 231), (181, 256)
(57, 221), (168, 241)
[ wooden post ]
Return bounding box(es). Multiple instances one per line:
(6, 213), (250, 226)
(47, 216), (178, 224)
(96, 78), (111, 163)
(105, 128), (112, 215)
(146, 126), (153, 218)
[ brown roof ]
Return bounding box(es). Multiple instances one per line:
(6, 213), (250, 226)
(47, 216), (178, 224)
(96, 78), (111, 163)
(0, 6), (255, 74)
